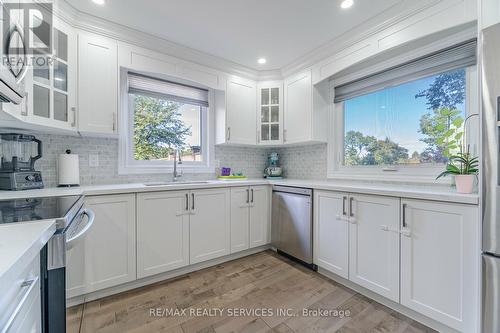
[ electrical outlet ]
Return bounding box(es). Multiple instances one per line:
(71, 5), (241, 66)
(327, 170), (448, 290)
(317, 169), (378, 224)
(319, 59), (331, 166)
(89, 154), (99, 167)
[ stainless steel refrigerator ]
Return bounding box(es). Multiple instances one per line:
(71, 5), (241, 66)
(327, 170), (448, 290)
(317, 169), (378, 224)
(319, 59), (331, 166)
(482, 22), (500, 333)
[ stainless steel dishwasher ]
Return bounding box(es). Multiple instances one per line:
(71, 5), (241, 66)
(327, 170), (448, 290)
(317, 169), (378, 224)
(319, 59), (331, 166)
(272, 186), (316, 270)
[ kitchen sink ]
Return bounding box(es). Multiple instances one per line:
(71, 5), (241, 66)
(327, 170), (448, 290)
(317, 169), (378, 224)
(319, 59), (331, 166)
(143, 181), (211, 186)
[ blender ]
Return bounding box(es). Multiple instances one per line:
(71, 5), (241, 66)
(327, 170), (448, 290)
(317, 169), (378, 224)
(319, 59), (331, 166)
(0, 133), (44, 190)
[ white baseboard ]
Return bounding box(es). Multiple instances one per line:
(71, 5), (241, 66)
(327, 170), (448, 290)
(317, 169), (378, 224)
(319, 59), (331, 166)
(67, 245), (271, 307)
(317, 268), (460, 333)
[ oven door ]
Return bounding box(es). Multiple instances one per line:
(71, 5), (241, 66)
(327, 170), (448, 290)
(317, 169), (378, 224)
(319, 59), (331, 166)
(65, 208), (95, 250)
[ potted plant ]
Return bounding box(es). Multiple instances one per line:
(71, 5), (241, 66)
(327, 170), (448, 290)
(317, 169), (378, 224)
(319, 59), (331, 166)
(436, 146), (478, 193)
(436, 114), (479, 194)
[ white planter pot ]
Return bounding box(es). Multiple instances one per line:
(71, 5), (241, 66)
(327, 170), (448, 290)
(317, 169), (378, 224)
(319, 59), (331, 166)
(455, 175), (475, 194)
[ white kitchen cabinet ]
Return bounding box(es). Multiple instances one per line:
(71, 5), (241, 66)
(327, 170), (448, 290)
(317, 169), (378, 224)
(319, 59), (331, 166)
(257, 81), (283, 145)
(348, 194), (400, 302)
(400, 199), (479, 333)
(216, 76), (257, 145)
(77, 32), (118, 135)
(11, 17), (77, 132)
(481, 0), (500, 29)
(230, 186), (270, 253)
(314, 191), (349, 279)
(249, 186), (270, 248)
(137, 191), (190, 279)
(190, 188), (231, 264)
(230, 187), (250, 253)
(283, 69), (328, 144)
(66, 194), (136, 297)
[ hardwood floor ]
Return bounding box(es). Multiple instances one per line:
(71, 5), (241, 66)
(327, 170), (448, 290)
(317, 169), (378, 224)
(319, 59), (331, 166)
(67, 251), (436, 333)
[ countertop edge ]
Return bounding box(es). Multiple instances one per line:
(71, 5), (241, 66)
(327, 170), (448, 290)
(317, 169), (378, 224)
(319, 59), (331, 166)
(0, 179), (479, 205)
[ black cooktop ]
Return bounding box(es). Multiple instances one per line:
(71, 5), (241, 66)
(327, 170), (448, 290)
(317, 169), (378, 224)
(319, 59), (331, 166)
(0, 195), (82, 224)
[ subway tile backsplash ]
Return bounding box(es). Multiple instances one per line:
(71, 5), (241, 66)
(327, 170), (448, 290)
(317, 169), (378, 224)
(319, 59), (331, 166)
(33, 135), (328, 187)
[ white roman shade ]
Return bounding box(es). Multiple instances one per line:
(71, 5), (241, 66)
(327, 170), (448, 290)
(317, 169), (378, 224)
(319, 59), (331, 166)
(334, 39), (477, 103)
(128, 73), (209, 107)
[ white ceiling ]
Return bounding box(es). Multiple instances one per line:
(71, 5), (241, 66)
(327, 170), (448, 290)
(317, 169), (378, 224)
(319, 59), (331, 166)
(65, 0), (402, 71)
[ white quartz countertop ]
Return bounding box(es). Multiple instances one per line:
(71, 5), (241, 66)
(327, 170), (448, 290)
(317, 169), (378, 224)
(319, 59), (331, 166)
(0, 178), (478, 205)
(0, 220), (56, 286)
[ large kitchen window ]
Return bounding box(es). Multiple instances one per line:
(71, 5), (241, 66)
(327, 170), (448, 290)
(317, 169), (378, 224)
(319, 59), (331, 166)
(119, 72), (212, 174)
(331, 40), (478, 179)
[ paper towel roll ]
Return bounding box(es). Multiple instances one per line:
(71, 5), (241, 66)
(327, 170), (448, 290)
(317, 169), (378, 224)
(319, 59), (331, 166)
(58, 152), (80, 186)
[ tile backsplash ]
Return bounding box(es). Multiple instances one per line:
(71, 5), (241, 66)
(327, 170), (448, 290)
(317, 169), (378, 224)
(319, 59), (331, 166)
(274, 143), (328, 180)
(35, 134), (270, 187)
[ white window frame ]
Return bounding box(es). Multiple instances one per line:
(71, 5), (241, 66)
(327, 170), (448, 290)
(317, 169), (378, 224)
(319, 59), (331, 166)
(118, 70), (215, 175)
(327, 65), (479, 184)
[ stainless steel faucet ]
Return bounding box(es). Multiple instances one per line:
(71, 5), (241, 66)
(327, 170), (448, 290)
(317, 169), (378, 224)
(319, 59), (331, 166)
(173, 148), (183, 182)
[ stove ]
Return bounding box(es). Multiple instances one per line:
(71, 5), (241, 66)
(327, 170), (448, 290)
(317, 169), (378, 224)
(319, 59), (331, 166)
(0, 195), (82, 227)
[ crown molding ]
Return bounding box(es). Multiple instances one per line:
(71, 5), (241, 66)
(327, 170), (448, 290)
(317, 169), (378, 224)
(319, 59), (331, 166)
(50, 0), (476, 83)
(280, 0), (475, 77)
(53, 0), (282, 81)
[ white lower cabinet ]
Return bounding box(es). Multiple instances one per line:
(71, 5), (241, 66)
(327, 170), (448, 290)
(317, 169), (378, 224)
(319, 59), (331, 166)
(314, 191), (349, 279)
(230, 186), (270, 254)
(348, 194), (400, 302)
(400, 199), (479, 333)
(66, 194), (136, 298)
(230, 187), (250, 253)
(137, 191), (190, 279)
(190, 188), (231, 264)
(249, 186), (270, 248)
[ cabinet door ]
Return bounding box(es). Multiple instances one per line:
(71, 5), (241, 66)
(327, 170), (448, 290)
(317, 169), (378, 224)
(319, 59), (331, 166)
(284, 70), (312, 144)
(84, 194), (136, 292)
(226, 77), (257, 145)
(137, 191), (190, 279)
(78, 32), (118, 134)
(400, 200), (479, 332)
(314, 191), (349, 279)
(348, 194), (400, 302)
(230, 187), (250, 253)
(257, 82), (283, 145)
(249, 186), (270, 248)
(190, 189), (231, 264)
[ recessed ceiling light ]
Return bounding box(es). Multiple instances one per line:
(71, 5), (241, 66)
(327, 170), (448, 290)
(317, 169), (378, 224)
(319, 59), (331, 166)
(340, 0), (354, 9)
(257, 58), (267, 65)
(92, 0), (105, 5)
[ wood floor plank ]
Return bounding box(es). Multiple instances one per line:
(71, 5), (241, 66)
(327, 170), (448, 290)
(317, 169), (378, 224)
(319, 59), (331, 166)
(71, 251), (437, 333)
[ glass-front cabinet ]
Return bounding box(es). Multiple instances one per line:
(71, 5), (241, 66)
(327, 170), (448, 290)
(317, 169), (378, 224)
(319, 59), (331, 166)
(24, 17), (77, 130)
(257, 81), (283, 145)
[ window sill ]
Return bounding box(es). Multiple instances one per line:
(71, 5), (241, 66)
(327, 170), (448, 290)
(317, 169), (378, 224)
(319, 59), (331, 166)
(327, 171), (452, 187)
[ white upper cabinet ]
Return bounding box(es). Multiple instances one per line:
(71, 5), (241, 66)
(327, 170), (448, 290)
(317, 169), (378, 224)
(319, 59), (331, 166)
(190, 188), (231, 264)
(481, 0), (500, 29)
(400, 199), (479, 333)
(348, 194), (400, 302)
(137, 191), (190, 279)
(314, 190), (349, 279)
(77, 32), (118, 135)
(283, 69), (328, 145)
(257, 81), (283, 145)
(19, 17), (77, 131)
(216, 76), (257, 145)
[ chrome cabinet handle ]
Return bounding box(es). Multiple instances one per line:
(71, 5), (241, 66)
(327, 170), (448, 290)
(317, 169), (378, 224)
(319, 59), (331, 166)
(251, 188), (254, 203)
(191, 193), (195, 210)
(185, 193), (189, 211)
(227, 127), (231, 141)
(402, 203), (407, 228)
(1, 276), (39, 333)
(349, 197), (354, 217)
(71, 107), (77, 127)
(342, 196), (347, 216)
(246, 189), (250, 203)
